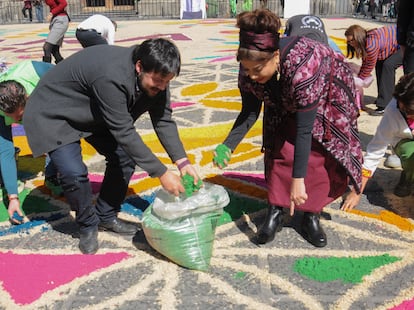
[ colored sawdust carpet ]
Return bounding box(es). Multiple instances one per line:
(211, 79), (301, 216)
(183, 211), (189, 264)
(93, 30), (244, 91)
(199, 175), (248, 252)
(0, 251), (130, 305)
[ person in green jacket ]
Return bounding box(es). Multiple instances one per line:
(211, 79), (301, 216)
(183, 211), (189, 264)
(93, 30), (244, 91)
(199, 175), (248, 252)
(0, 60), (59, 223)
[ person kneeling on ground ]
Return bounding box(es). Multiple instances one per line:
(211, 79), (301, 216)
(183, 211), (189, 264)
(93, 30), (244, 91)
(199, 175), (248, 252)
(342, 72), (414, 211)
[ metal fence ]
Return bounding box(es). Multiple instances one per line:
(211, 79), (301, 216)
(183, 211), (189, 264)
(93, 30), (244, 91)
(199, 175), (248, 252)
(1, 0), (359, 24)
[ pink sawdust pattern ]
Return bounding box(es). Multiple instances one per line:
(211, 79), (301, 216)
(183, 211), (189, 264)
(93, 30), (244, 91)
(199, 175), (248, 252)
(0, 251), (130, 305)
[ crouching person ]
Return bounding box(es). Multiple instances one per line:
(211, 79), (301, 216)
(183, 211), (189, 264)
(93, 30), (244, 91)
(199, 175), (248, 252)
(22, 39), (199, 254)
(343, 73), (414, 211)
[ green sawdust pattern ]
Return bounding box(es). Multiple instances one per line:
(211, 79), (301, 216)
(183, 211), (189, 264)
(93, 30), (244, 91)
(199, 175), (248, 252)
(0, 188), (60, 222)
(293, 254), (401, 284)
(218, 192), (268, 225)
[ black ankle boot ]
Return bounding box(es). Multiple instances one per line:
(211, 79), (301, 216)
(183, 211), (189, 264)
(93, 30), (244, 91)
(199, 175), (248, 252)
(257, 205), (284, 244)
(302, 212), (327, 247)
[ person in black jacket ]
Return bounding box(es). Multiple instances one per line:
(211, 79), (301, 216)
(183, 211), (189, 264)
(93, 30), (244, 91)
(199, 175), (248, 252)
(20, 38), (199, 254)
(397, 0), (414, 74)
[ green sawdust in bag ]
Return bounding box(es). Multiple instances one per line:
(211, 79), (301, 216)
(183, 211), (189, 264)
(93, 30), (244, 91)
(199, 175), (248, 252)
(142, 182), (230, 271)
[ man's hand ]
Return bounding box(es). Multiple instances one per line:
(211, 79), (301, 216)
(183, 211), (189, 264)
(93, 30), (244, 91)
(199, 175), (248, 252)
(159, 170), (185, 196)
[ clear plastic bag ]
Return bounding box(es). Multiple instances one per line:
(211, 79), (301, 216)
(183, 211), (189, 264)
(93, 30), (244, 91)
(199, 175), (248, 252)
(142, 182), (230, 271)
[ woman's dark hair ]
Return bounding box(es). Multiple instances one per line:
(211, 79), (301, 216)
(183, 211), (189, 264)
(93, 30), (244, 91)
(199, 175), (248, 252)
(394, 72), (414, 109)
(132, 38), (181, 77)
(236, 9), (281, 62)
(345, 24), (368, 59)
(0, 80), (26, 114)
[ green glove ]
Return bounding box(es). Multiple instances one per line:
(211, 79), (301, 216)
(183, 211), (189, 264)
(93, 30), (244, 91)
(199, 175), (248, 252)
(213, 144), (231, 168)
(181, 174), (203, 198)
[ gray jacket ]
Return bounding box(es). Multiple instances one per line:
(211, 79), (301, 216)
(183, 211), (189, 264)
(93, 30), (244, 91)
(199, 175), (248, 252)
(24, 44), (186, 177)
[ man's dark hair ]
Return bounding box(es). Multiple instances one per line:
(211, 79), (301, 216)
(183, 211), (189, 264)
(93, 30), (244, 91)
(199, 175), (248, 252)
(394, 72), (414, 109)
(0, 80), (26, 114)
(132, 38), (181, 77)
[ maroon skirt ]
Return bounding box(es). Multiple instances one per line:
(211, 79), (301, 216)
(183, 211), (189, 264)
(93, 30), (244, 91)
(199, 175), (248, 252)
(265, 118), (348, 213)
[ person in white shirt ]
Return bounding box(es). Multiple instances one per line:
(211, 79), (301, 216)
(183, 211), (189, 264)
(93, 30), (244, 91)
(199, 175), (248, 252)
(342, 72), (414, 211)
(76, 14), (117, 48)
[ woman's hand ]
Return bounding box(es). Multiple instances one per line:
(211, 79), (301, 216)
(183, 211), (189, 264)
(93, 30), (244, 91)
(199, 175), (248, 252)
(213, 144), (231, 169)
(289, 178), (307, 216)
(341, 190), (361, 211)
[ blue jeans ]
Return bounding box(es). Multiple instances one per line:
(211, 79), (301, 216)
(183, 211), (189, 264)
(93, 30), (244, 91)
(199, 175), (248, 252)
(49, 132), (136, 232)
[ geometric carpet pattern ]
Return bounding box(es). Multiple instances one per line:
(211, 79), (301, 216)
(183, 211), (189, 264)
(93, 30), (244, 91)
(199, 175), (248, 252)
(0, 18), (413, 309)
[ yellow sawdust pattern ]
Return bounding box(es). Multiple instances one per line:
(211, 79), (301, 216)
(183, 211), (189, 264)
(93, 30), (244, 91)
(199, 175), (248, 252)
(13, 136), (31, 155)
(200, 145), (262, 167)
(141, 122), (262, 153)
(181, 82), (218, 96)
(129, 177), (160, 193)
(350, 209), (414, 232)
(330, 35), (347, 54)
(204, 89), (241, 98)
(200, 99), (242, 110)
(80, 139), (97, 160)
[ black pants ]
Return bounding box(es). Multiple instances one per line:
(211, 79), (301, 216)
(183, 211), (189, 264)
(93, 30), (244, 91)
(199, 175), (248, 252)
(22, 7), (32, 21)
(375, 49), (404, 109)
(49, 133), (136, 233)
(75, 29), (107, 48)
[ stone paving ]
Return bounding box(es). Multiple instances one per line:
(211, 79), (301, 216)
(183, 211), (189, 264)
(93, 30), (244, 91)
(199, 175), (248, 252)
(0, 16), (413, 310)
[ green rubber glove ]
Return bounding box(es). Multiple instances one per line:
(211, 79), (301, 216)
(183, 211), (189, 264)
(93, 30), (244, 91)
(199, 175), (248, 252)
(181, 174), (203, 198)
(213, 144), (231, 168)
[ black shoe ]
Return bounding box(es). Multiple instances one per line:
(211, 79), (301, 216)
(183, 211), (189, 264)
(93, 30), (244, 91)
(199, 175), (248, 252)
(370, 107), (385, 116)
(393, 171), (411, 197)
(79, 228), (99, 254)
(301, 212), (327, 247)
(98, 217), (139, 235)
(257, 205), (284, 244)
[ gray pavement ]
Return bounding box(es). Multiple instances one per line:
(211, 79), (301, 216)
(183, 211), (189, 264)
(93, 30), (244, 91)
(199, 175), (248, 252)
(0, 17), (413, 310)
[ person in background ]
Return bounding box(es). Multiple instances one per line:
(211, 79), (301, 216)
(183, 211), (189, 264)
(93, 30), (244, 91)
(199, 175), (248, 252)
(76, 14), (117, 48)
(284, 14), (328, 46)
(353, 0), (367, 17)
(34, 0), (44, 23)
(368, 0), (377, 19)
(397, 0), (414, 74)
(345, 24), (403, 116)
(21, 0), (33, 22)
(42, 0), (69, 64)
(0, 60), (57, 224)
(22, 38), (199, 254)
(214, 9), (362, 248)
(342, 73), (414, 210)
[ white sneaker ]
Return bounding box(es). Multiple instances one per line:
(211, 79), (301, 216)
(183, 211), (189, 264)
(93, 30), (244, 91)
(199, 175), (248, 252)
(384, 154), (401, 168)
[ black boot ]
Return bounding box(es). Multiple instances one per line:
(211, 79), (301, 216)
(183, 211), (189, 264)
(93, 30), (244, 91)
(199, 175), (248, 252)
(257, 205), (284, 244)
(302, 212), (327, 247)
(98, 217), (139, 235)
(393, 171), (411, 197)
(79, 227), (99, 254)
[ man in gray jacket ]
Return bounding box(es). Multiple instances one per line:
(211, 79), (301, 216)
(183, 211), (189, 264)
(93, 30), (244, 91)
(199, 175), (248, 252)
(21, 38), (199, 254)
